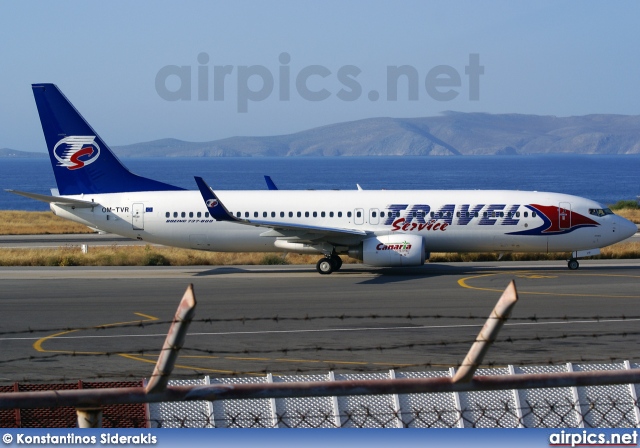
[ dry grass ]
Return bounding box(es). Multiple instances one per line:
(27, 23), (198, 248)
(0, 245), (361, 267)
(0, 211), (93, 235)
(616, 208), (640, 224)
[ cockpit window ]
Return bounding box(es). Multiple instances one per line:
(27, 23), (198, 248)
(589, 208), (614, 217)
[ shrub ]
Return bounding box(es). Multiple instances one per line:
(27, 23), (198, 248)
(260, 254), (289, 265)
(609, 199), (639, 210)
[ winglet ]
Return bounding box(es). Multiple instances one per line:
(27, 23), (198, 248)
(264, 175), (278, 190)
(194, 176), (241, 222)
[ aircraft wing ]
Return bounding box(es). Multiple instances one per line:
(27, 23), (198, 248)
(5, 189), (99, 208)
(194, 177), (368, 241)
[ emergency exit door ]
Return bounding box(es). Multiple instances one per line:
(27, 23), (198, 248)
(132, 203), (144, 230)
(559, 202), (571, 230)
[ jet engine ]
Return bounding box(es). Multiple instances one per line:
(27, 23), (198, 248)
(354, 234), (426, 267)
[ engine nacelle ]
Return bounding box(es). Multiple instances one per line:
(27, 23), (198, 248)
(362, 234), (426, 267)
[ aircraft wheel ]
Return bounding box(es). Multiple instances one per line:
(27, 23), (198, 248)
(568, 259), (579, 270)
(331, 255), (343, 271)
(316, 258), (334, 275)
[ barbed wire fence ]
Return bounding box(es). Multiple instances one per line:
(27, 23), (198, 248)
(1, 282), (639, 428)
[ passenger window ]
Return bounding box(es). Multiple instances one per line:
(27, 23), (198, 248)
(263, 212), (267, 218)
(456, 212), (460, 218)
(313, 212), (317, 217)
(524, 212), (528, 218)
(380, 211), (385, 217)
(474, 212), (479, 218)
(372, 211), (377, 218)
(189, 212), (194, 218)
(254, 212), (258, 218)
(245, 212), (249, 218)
(280, 211), (284, 218)
(297, 211), (301, 218)
(356, 211), (362, 218)
(330, 211), (334, 218)
(165, 212), (170, 218)
(430, 212), (435, 218)
(305, 212), (309, 217)
(205, 212), (210, 218)
(516, 212), (520, 217)
(483, 212), (488, 218)
(321, 211), (326, 218)
(181, 212), (186, 218)
(288, 212), (293, 217)
(532, 212), (537, 218)
(347, 211), (352, 218)
(271, 212), (276, 218)
(338, 211), (343, 217)
(236, 212), (241, 217)
(197, 212), (202, 218)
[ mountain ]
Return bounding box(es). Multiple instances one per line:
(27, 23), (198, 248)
(5, 112), (640, 158)
(0, 148), (47, 158)
(112, 113), (640, 157)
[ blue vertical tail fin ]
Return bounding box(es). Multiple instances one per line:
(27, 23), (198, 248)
(32, 83), (184, 195)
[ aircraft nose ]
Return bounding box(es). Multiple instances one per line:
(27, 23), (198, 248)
(619, 218), (638, 240)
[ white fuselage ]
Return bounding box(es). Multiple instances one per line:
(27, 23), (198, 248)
(50, 189), (636, 255)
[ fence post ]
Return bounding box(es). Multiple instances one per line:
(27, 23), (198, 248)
(453, 281), (518, 383)
(450, 367), (465, 428)
(76, 408), (102, 428)
(508, 364), (524, 428)
(145, 285), (197, 394)
(328, 371), (341, 428)
(567, 362), (585, 428)
(266, 373), (278, 428)
(205, 376), (215, 428)
(388, 370), (404, 428)
(624, 360), (640, 427)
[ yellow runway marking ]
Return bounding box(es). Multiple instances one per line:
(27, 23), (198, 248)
(458, 271), (640, 298)
(33, 313), (159, 355)
(33, 309), (497, 374)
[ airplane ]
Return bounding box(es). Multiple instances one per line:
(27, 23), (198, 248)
(7, 83), (638, 274)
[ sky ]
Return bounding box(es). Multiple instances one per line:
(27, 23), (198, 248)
(1, 0), (639, 152)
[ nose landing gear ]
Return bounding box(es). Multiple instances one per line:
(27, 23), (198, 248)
(567, 258), (579, 270)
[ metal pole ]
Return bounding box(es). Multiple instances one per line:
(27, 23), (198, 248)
(76, 407), (102, 428)
(453, 280), (518, 383)
(2, 368), (640, 410)
(145, 284), (197, 394)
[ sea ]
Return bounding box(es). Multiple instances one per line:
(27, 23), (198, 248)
(1, 155), (639, 211)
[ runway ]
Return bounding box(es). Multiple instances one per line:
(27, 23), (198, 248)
(1, 260), (639, 384)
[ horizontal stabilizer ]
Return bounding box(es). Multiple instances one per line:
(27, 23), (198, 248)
(5, 189), (98, 208)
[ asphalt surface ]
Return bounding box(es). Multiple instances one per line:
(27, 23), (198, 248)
(1, 260), (639, 384)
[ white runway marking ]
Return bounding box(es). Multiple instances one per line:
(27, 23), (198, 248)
(3, 317), (639, 342)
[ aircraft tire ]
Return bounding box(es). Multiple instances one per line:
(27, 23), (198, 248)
(317, 258), (334, 275)
(331, 255), (343, 271)
(568, 259), (579, 270)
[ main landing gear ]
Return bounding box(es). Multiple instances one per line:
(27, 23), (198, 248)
(316, 254), (343, 275)
(567, 258), (579, 270)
